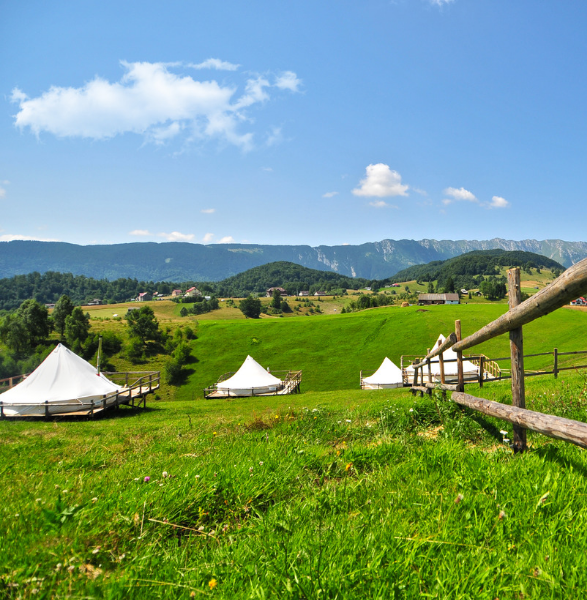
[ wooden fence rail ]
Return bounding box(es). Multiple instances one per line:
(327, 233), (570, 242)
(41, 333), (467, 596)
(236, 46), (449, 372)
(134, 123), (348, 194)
(409, 258), (587, 452)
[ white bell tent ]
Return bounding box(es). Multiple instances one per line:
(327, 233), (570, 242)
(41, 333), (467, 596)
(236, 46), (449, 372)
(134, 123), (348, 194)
(0, 343), (123, 416)
(405, 334), (479, 382)
(361, 357), (404, 389)
(216, 355), (283, 396)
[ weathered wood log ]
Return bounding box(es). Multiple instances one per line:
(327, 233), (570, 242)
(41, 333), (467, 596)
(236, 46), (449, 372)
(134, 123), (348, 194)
(452, 257), (587, 352)
(452, 391), (587, 450)
(424, 382), (459, 391)
(411, 333), (458, 369)
(508, 268), (527, 452)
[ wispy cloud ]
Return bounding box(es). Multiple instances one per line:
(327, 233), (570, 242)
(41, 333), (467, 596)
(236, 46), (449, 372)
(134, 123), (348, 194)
(353, 164), (409, 198)
(322, 191), (338, 198)
(158, 231), (195, 242)
(429, 0), (455, 6)
(129, 229), (152, 236)
(0, 179), (9, 198)
(201, 208), (215, 214)
(203, 233), (214, 243)
(262, 166), (273, 172)
(274, 71), (302, 92)
(219, 236), (235, 243)
(266, 126), (283, 147)
(442, 187), (510, 209)
(12, 61), (301, 151)
(188, 58), (240, 71)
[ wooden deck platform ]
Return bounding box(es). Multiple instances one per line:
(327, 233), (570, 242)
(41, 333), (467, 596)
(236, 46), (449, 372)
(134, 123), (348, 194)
(204, 370), (302, 399)
(0, 371), (160, 419)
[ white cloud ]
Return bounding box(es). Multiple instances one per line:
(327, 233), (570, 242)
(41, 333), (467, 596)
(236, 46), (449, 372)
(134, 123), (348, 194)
(219, 236), (235, 243)
(0, 234), (60, 242)
(430, 0), (455, 6)
(262, 166), (273, 172)
(412, 187), (428, 196)
(352, 164), (409, 198)
(488, 195), (509, 208)
(369, 200), (389, 208)
(201, 208), (215, 214)
(12, 61), (300, 151)
(322, 191), (338, 198)
(129, 229), (152, 236)
(189, 58), (240, 71)
(0, 188), (5, 199)
(443, 187), (478, 202)
(274, 71), (302, 92)
(203, 233), (214, 243)
(158, 231), (195, 242)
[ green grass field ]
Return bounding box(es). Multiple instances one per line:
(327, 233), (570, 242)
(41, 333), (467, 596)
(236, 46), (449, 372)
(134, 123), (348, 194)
(3, 302), (587, 598)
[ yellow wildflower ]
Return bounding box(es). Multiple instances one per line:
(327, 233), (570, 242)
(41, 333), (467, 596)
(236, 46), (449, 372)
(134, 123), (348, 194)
(209, 578), (218, 589)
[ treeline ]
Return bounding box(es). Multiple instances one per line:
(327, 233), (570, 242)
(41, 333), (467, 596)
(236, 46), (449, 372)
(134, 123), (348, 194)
(212, 261), (369, 297)
(0, 262), (372, 311)
(388, 250), (564, 292)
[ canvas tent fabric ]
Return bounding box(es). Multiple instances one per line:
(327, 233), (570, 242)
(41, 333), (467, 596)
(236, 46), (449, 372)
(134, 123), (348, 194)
(362, 357), (403, 389)
(0, 343), (122, 416)
(405, 334), (478, 380)
(217, 355), (282, 396)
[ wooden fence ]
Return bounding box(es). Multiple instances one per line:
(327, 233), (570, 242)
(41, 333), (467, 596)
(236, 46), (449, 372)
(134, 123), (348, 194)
(409, 260), (587, 452)
(204, 370), (302, 398)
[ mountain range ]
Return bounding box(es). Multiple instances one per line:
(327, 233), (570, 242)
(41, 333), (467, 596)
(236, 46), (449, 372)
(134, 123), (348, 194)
(0, 238), (585, 282)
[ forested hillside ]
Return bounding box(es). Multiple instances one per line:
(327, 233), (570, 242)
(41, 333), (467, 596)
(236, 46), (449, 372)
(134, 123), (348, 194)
(388, 249), (564, 291)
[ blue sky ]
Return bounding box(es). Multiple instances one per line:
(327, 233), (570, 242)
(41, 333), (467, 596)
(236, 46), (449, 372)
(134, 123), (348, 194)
(1, 1), (586, 247)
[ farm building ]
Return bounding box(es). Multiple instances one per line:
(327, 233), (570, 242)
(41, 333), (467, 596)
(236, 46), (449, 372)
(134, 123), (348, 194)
(418, 293), (460, 305)
(266, 287), (287, 297)
(137, 292), (152, 302)
(298, 291), (310, 296)
(171, 289), (183, 297)
(185, 287), (202, 298)
(571, 297), (587, 306)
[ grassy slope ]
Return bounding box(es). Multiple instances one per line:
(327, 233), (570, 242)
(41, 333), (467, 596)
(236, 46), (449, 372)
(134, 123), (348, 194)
(3, 373), (587, 598)
(177, 304), (587, 398)
(3, 306), (587, 597)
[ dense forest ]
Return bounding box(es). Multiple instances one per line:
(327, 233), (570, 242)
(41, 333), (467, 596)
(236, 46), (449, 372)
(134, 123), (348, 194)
(387, 250), (565, 292)
(0, 263), (369, 311)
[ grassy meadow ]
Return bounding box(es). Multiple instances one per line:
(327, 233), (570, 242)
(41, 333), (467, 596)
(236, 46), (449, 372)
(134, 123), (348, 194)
(2, 301), (587, 598)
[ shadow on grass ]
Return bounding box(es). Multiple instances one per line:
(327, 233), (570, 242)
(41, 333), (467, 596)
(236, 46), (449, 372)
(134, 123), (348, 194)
(535, 444), (587, 478)
(1, 405), (161, 423)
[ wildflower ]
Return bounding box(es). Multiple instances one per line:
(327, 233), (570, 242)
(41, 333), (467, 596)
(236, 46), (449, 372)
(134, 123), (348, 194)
(55, 484), (60, 489)
(162, 471), (168, 478)
(36, 498), (42, 502)
(144, 476), (150, 483)
(503, 438), (510, 444)
(498, 510), (507, 520)
(346, 419), (351, 423)
(195, 475), (200, 479)
(92, 547), (100, 554)
(409, 408), (414, 413)
(454, 494), (464, 504)
(345, 463), (352, 471)
(198, 526), (205, 531)
(499, 430), (508, 436)
(55, 563), (62, 571)
(214, 472), (217, 477)
(209, 578), (218, 590)
(134, 478), (139, 481)
(249, 467), (253, 472)
(213, 432), (217, 436)
(67, 565), (75, 573)
(259, 461), (264, 466)
(91, 497), (98, 503)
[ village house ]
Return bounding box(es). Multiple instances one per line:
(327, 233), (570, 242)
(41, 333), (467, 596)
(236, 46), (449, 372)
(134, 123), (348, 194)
(184, 287), (202, 298)
(266, 287), (287, 297)
(171, 289), (183, 297)
(418, 293), (460, 306)
(298, 291), (309, 296)
(137, 292), (152, 302)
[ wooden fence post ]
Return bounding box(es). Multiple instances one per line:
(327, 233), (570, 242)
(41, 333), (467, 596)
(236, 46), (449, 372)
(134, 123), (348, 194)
(0, 401), (4, 419)
(455, 320), (464, 392)
(427, 348), (432, 385)
(44, 400), (49, 419)
(508, 267), (527, 453)
(554, 348), (559, 379)
(479, 356), (484, 388)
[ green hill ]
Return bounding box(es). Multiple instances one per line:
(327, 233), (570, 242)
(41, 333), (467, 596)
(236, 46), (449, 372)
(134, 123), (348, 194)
(174, 303), (586, 397)
(388, 249), (564, 291)
(213, 261), (368, 296)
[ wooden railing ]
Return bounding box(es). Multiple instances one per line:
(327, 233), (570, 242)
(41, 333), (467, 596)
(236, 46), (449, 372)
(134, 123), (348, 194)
(409, 260), (587, 452)
(0, 370), (160, 418)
